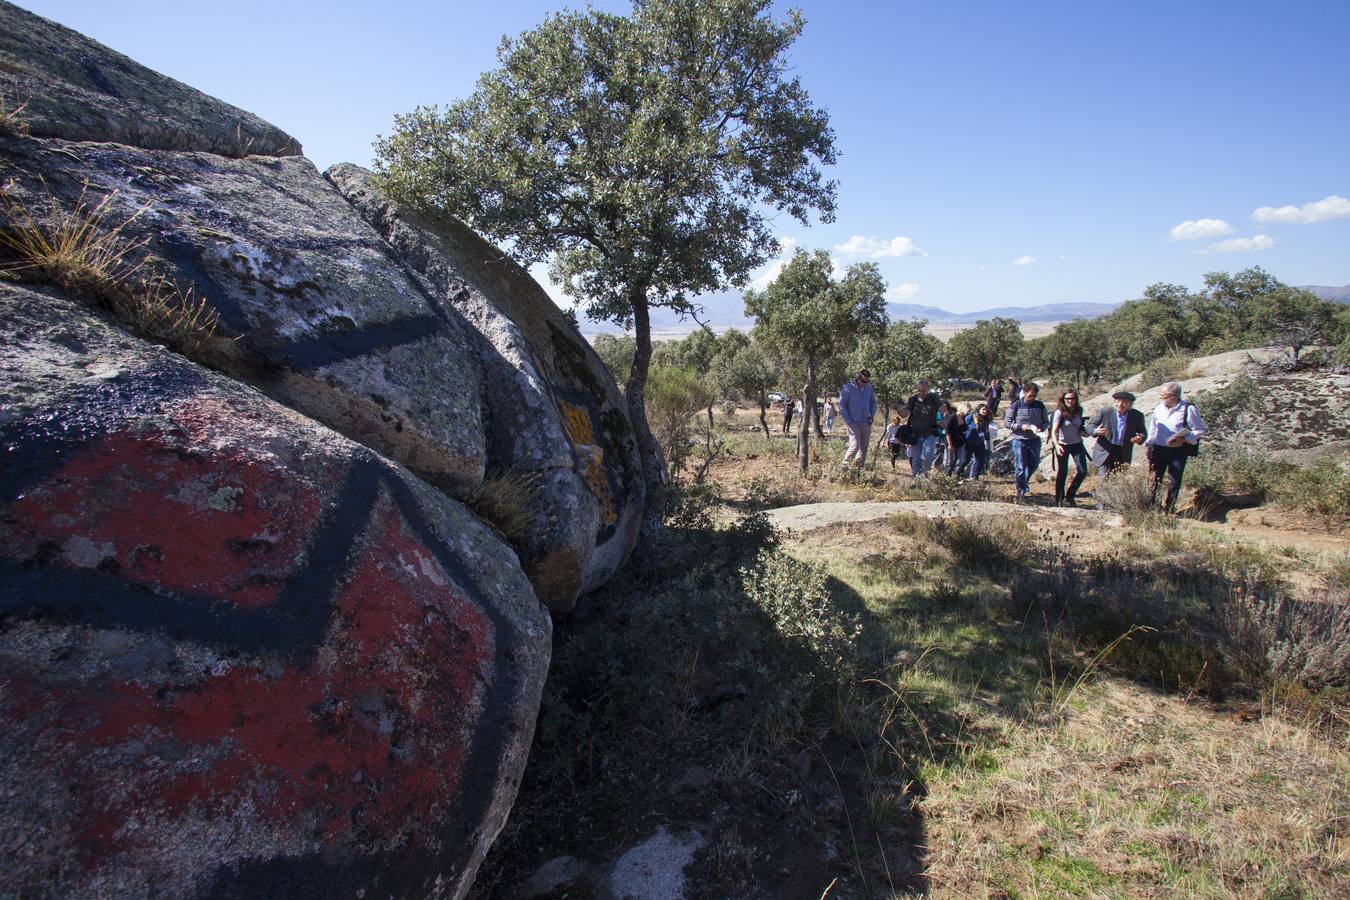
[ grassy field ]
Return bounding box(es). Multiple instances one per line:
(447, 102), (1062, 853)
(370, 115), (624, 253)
(472, 411), (1350, 899)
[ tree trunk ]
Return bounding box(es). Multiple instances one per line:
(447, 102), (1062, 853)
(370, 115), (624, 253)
(797, 353), (816, 474)
(625, 293), (668, 549)
(707, 405), (715, 430)
(758, 391), (770, 440)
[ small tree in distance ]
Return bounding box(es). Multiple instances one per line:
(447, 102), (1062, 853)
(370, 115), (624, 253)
(946, 316), (1024, 384)
(747, 250), (888, 473)
(374, 0), (838, 536)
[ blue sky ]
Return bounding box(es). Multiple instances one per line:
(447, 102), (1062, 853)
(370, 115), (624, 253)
(20, 0), (1350, 317)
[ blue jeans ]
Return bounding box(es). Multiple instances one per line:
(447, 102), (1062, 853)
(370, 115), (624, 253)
(961, 443), (989, 479)
(1013, 437), (1041, 495)
(910, 434), (938, 476)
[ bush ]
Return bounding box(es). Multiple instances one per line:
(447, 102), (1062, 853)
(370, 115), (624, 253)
(887, 512), (1033, 573)
(1276, 457), (1350, 519)
(740, 549), (862, 684)
(1189, 374), (1259, 437)
(1138, 352), (1192, 390)
(1094, 464), (1163, 525)
(1187, 447), (1294, 504)
(645, 366), (715, 475)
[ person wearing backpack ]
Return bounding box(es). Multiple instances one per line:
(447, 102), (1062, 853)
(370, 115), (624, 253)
(906, 379), (941, 476)
(944, 401), (968, 476)
(1145, 382), (1206, 513)
(1003, 380), (1047, 501)
(961, 403), (996, 479)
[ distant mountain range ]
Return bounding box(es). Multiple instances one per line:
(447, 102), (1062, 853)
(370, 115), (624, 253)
(1302, 284), (1350, 302)
(884, 301), (1121, 324)
(613, 284), (1350, 337)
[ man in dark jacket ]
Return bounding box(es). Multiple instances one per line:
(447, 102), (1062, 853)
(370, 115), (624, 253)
(984, 379), (1004, 417)
(906, 379), (941, 476)
(1087, 391), (1147, 474)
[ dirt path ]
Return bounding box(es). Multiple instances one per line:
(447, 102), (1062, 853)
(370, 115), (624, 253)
(762, 499), (1125, 532)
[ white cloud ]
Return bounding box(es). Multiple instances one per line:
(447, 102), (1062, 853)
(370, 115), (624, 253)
(1057, 255), (1070, 261)
(1203, 234), (1275, 254)
(886, 282), (919, 302)
(750, 237), (799, 289)
(830, 256), (847, 280)
(1169, 218), (1234, 241)
(1252, 194), (1350, 224)
(832, 234), (925, 258)
(1012, 255), (1036, 267)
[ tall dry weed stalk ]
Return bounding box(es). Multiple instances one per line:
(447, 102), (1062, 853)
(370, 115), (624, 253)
(0, 178), (221, 353)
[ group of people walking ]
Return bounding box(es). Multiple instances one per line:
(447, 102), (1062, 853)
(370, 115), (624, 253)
(824, 369), (1205, 512)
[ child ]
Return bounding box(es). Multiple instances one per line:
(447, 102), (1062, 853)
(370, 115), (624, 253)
(884, 413), (904, 468)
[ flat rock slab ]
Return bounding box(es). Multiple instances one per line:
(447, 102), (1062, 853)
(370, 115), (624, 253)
(0, 283), (549, 899)
(762, 500), (1123, 532)
(0, 0), (301, 156)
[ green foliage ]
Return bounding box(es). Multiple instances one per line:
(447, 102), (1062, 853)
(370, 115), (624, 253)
(1276, 457), (1350, 519)
(740, 549), (862, 683)
(645, 365), (715, 474)
(745, 250), (888, 372)
(850, 318), (949, 411)
(1187, 447), (1293, 504)
(1034, 317), (1110, 386)
(1093, 268), (1341, 370)
(945, 317), (1024, 383)
(1137, 351), (1192, 390)
(746, 248), (887, 468)
(592, 332), (636, 389)
(374, 0), (837, 331)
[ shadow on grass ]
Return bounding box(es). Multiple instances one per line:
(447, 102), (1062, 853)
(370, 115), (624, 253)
(469, 499), (930, 899)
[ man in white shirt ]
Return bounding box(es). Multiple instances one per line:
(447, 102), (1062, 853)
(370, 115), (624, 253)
(1144, 381), (1206, 513)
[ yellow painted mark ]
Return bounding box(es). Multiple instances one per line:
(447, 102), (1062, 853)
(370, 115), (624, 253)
(558, 399), (618, 526)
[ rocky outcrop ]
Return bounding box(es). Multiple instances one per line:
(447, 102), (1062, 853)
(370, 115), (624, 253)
(0, 10), (644, 898)
(0, 0), (301, 156)
(326, 165), (644, 605)
(0, 283), (550, 898)
(1, 134), (491, 497)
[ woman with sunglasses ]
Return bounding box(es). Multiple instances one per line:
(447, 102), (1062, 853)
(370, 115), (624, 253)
(1050, 389), (1088, 506)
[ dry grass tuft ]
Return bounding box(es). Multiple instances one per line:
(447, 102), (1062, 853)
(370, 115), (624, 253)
(0, 179), (222, 353)
(466, 468), (543, 545)
(1096, 463), (1166, 526)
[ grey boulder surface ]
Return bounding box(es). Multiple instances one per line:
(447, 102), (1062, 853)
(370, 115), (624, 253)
(0, 282), (550, 899)
(1, 133), (490, 498)
(0, 0), (302, 157)
(326, 164), (645, 608)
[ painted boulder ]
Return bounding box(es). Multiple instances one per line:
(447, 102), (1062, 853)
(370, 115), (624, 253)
(0, 283), (550, 898)
(325, 165), (644, 608)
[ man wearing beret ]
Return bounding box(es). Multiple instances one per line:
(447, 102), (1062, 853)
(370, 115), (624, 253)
(1087, 390), (1147, 475)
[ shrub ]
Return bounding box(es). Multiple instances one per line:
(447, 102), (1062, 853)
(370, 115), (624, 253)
(740, 548), (862, 684)
(1189, 374), (1259, 437)
(1187, 446), (1294, 504)
(645, 365), (715, 476)
(1138, 352), (1191, 390)
(1094, 463), (1163, 525)
(887, 512), (1033, 573)
(1276, 457), (1350, 519)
